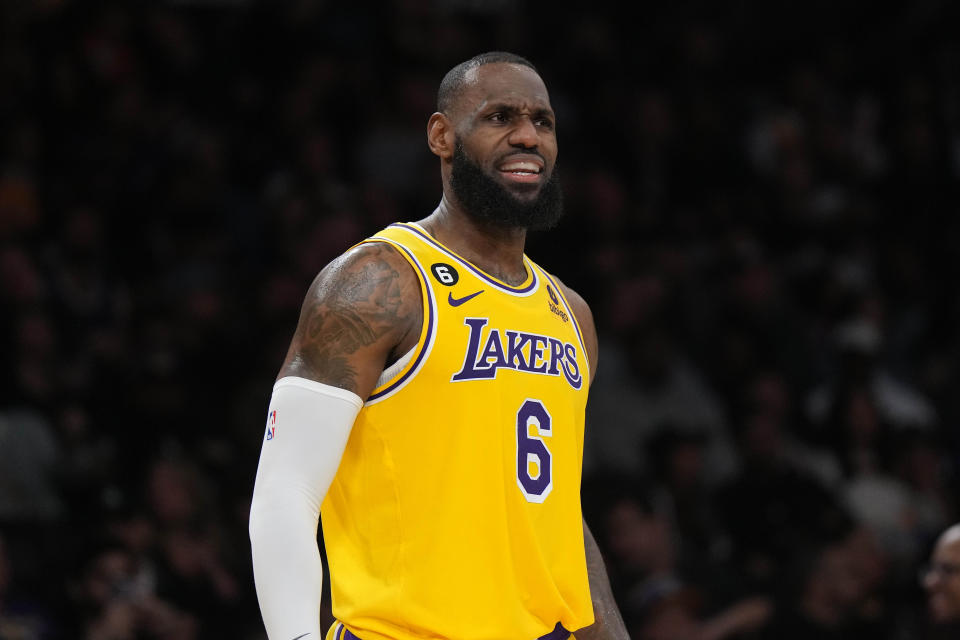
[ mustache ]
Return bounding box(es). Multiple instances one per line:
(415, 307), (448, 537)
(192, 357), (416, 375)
(496, 149), (547, 165)
(453, 138), (547, 166)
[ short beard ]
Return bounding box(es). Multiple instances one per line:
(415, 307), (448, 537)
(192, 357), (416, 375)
(449, 141), (564, 231)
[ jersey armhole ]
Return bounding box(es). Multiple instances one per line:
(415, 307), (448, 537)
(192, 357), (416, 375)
(533, 263), (592, 384)
(358, 237), (438, 405)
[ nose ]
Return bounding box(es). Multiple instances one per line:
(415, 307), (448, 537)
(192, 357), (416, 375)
(508, 116), (539, 149)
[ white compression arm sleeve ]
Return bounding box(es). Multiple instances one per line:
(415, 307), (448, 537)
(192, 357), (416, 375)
(249, 376), (363, 640)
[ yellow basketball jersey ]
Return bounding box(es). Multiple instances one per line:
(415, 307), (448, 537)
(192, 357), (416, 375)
(319, 222), (594, 640)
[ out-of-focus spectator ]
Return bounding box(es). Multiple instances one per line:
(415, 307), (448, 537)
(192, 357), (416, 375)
(757, 524), (894, 639)
(636, 590), (772, 640)
(761, 535), (865, 639)
(806, 316), (937, 450)
(585, 473), (772, 639)
(0, 407), (62, 523)
(586, 308), (737, 486)
(644, 426), (729, 587)
(843, 429), (953, 580)
(715, 396), (851, 594)
(921, 523), (960, 639)
(741, 369), (843, 489)
(583, 473), (677, 620)
(143, 455), (244, 634)
(67, 539), (198, 640)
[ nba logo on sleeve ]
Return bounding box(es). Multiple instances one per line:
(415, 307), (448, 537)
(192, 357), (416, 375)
(265, 410), (277, 441)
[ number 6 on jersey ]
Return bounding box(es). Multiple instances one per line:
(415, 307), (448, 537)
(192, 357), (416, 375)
(516, 399), (553, 502)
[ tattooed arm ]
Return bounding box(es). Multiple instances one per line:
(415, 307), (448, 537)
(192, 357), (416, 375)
(250, 243), (421, 640)
(558, 280), (631, 640)
(279, 242), (423, 396)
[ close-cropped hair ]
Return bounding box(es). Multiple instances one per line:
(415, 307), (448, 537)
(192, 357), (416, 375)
(437, 51), (539, 113)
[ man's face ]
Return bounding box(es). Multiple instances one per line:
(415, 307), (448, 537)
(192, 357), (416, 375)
(448, 63), (563, 230)
(925, 527), (960, 622)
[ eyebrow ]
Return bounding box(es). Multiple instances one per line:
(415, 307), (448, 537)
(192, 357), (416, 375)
(483, 102), (555, 119)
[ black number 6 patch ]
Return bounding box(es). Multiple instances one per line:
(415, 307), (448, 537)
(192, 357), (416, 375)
(430, 263), (459, 286)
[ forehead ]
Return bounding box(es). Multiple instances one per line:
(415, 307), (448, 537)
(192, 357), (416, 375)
(457, 62), (552, 115)
(935, 527), (960, 560)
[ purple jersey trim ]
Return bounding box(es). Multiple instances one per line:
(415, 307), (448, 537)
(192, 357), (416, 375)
(390, 223), (539, 295)
(364, 239), (437, 403)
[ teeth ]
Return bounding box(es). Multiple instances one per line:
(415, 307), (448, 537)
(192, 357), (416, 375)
(501, 161), (540, 173)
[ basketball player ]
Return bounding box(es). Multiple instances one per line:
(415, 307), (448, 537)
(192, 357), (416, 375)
(249, 52), (629, 640)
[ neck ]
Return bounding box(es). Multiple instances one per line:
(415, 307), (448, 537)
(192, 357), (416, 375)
(417, 195), (529, 285)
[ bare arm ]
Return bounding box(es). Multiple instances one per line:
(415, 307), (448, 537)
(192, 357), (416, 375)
(558, 280), (629, 639)
(578, 520), (630, 640)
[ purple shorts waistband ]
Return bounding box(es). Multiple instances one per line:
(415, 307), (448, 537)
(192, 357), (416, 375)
(340, 621), (570, 640)
(538, 622), (572, 640)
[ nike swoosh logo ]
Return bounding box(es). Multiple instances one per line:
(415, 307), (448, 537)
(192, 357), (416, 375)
(291, 634), (310, 640)
(448, 290), (484, 307)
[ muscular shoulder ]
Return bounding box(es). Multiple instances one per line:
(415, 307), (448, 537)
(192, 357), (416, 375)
(278, 241), (422, 397)
(554, 278), (599, 386)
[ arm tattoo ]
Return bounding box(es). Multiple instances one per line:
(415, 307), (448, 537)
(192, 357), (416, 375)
(578, 521), (630, 640)
(289, 247), (413, 392)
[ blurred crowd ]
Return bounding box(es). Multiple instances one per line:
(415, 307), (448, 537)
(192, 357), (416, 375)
(2, 1), (960, 638)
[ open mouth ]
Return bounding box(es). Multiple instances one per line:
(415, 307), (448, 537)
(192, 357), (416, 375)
(498, 157), (544, 183)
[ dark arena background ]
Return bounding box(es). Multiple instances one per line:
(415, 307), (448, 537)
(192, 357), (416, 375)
(2, 1), (960, 638)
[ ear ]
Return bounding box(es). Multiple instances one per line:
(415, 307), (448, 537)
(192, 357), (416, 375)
(427, 112), (455, 160)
